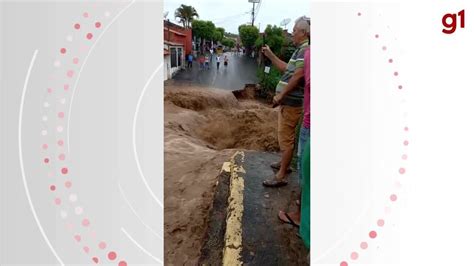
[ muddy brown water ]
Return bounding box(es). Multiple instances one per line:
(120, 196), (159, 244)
(164, 85), (279, 265)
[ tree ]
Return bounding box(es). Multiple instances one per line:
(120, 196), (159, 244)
(221, 38), (236, 48)
(192, 20), (216, 53)
(238, 24), (259, 55)
(174, 4), (199, 28)
(212, 30), (223, 43)
(216, 27), (225, 37)
(255, 25), (285, 57)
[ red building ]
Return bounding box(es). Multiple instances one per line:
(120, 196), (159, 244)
(164, 20), (193, 80)
(164, 20), (192, 54)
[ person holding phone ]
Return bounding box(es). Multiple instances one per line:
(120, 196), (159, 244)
(261, 16), (310, 188)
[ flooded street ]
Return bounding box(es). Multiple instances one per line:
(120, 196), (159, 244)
(164, 84), (278, 264)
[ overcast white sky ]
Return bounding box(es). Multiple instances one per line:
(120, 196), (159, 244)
(164, 0), (310, 34)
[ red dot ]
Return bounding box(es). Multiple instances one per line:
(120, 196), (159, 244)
(86, 33), (93, 40)
(65, 181), (72, 188)
(54, 198), (61, 205)
(351, 252), (359, 260)
(369, 230), (377, 239)
(375, 34), (379, 38)
(108, 251), (117, 260)
(403, 140), (409, 146)
(61, 167), (68, 175)
(398, 85), (403, 89)
(60, 48), (67, 54)
(58, 140), (64, 146)
(341, 261), (349, 266)
(402, 154), (408, 160)
(377, 219), (385, 227)
(95, 22), (102, 28)
(50, 185), (56, 191)
(404, 127), (409, 131)
(74, 23), (81, 30)
(42, 144), (48, 150)
(82, 219), (90, 227)
(399, 168), (406, 174)
(99, 242), (107, 250)
(92, 257), (99, 264)
(357, 12), (361, 16)
(389, 59), (393, 63)
(83, 12), (89, 18)
(44, 158), (50, 164)
(390, 194), (398, 201)
(360, 242), (368, 249)
(118, 261), (128, 266)
(382, 46), (387, 51)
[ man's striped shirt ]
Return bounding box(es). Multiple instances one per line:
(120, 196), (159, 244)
(275, 40), (309, 107)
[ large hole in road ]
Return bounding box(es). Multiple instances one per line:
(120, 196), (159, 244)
(165, 86), (280, 152)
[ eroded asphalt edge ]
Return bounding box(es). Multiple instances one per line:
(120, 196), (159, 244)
(199, 151), (246, 265)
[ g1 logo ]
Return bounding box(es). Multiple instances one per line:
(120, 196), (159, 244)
(442, 9), (465, 34)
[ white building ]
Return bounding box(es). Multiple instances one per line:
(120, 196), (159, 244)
(164, 41), (185, 80)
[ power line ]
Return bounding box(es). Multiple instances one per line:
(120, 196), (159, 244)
(255, 0), (262, 20)
(213, 11), (250, 24)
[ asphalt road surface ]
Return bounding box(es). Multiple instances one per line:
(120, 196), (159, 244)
(173, 52), (259, 90)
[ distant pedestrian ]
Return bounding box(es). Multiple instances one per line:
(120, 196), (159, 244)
(199, 54), (205, 69)
(187, 54), (193, 68)
(224, 55), (229, 67)
(216, 55), (221, 69)
(205, 55), (210, 69)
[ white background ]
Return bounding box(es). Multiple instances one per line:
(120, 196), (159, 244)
(311, 0), (474, 265)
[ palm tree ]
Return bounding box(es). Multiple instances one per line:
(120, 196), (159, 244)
(174, 4), (199, 28)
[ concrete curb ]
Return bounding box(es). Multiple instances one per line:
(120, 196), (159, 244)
(223, 151), (246, 266)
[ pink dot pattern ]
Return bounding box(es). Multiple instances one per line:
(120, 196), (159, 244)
(39, 9), (141, 266)
(341, 14), (408, 265)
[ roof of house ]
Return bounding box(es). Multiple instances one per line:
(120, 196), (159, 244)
(164, 27), (187, 36)
(165, 40), (184, 46)
(164, 20), (186, 31)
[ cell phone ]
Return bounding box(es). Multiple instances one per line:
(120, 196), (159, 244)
(262, 34), (271, 67)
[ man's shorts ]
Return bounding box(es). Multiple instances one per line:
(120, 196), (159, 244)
(278, 105), (303, 151)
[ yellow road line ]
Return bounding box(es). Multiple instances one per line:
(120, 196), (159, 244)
(223, 151), (245, 266)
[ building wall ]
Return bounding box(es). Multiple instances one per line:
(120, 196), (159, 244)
(164, 22), (192, 55)
(164, 44), (184, 80)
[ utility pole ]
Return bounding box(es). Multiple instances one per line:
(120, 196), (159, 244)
(251, 2), (255, 26)
(249, 0), (260, 27)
